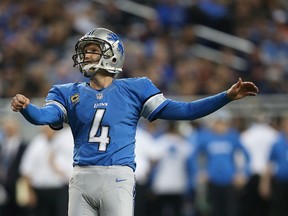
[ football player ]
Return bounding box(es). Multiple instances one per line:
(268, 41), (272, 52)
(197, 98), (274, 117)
(11, 28), (258, 216)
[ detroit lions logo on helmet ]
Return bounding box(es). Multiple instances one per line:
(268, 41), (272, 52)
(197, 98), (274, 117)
(107, 33), (124, 58)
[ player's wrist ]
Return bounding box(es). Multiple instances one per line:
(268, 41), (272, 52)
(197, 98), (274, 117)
(225, 89), (234, 101)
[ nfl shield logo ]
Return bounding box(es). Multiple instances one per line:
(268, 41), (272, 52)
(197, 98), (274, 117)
(96, 93), (103, 99)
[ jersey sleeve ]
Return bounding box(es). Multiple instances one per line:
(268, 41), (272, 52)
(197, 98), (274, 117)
(45, 85), (69, 130)
(20, 84), (71, 130)
(154, 91), (232, 121)
(136, 78), (169, 121)
(20, 104), (62, 127)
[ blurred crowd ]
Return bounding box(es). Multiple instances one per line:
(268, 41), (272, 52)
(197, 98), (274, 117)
(0, 111), (288, 216)
(1, 0), (288, 98)
(1, 0), (288, 216)
(132, 112), (288, 216)
(0, 116), (73, 216)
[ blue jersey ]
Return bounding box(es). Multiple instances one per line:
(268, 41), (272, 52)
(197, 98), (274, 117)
(20, 77), (233, 171)
(269, 133), (288, 181)
(194, 127), (250, 185)
(44, 77), (168, 170)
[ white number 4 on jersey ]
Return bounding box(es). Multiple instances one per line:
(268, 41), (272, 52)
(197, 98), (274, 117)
(89, 109), (110, 151)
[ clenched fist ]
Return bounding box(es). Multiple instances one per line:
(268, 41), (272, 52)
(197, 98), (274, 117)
(11, 94), (30, 112)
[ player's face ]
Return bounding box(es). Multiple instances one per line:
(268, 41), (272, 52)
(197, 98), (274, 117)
(83, 44), (102, 64)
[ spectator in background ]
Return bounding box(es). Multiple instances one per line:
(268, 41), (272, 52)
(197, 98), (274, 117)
(240, 113), (278, 216)
(183, 121), (202, 216)
(259, 113), (288, 216)
(192, 110), (250, 216)
(134, 123), (159, 216)
(156, 0), (187, 32)
(19, 125), (73, 216)
(149, 121), (193, 216)
(186, 0), (233, 34)
(0, 116), (31, 216)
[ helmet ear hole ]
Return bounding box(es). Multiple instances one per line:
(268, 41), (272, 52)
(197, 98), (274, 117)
(112, 57), (117, 63)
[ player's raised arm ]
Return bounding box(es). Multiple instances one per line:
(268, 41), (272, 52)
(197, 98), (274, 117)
(152, 78), (259, 121)
(11, 94), (63, 126)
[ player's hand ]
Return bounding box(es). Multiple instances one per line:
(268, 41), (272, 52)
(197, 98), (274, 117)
(11, 94), (30, 112)
(226, 78), (259, 100)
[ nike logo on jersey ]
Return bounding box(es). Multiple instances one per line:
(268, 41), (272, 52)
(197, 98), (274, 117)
(115, 178), (127, 183)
